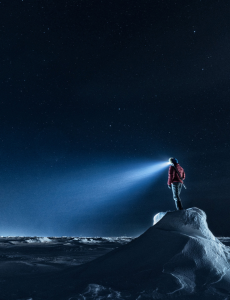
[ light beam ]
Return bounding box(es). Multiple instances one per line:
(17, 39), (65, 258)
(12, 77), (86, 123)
(57, 160), (170, 213)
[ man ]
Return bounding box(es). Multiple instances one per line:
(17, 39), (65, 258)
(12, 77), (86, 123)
(167, 157), (185, 210)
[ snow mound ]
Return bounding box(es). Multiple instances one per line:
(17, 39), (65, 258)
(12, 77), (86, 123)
(153, 211), (167, 225)
(75, 207), (230, 299)
(73, 284), (129, 300)
(25, 237), (52, 243)
(154, 207), (216, 240)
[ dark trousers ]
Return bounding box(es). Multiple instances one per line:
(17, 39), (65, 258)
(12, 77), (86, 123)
(171, 182), (183, 210)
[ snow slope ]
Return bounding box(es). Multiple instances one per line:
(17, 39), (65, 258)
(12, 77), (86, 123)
(74, 207), (230, 299)
(1, 207), (230, 299)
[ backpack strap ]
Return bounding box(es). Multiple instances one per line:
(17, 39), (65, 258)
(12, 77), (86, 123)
(171, 164), (187, 189)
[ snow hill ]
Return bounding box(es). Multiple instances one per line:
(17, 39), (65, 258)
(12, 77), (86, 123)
(74, 207), (230, 299)
(1, 207), (230, 299)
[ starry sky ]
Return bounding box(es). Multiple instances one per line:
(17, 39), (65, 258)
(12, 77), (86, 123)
(1, 0), (230, 236)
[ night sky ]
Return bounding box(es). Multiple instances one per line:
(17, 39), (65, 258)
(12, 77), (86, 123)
(1, 0), (230, 237)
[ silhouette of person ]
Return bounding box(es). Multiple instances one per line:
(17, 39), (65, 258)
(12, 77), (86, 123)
(167, 157), (185, 210)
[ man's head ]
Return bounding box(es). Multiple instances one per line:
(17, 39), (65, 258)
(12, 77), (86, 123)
(169, 157), (178, 165)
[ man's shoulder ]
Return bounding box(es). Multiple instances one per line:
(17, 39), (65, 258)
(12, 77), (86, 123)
(177, 164), (184, 171)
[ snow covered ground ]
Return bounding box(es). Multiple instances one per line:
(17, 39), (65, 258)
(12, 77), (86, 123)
(0, 208), (230, 299)
(0, 236), (132, 275)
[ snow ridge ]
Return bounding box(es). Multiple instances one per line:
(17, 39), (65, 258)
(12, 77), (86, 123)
(75, 207), (230, 300)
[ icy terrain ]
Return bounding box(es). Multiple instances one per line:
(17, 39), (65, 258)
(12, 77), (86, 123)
(0, 236), (132, 276)
(0, 208), (230, 299)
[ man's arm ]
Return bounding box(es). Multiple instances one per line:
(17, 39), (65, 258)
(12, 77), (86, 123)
(182, 169), (185, 180)
(167, 166), (174, 186)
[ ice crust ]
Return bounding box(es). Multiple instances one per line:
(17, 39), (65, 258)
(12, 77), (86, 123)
(153, 211), (167, 225)
(75, 207), (230, 299)
(1, 207), (230, 300)
(0, 236), (132, 245)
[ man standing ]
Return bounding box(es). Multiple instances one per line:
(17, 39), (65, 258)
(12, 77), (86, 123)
(167, 157), (185, 210)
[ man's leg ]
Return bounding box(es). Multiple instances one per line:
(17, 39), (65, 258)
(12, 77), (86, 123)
(176, 183), (183, 210)
(172, 183), (183, 210)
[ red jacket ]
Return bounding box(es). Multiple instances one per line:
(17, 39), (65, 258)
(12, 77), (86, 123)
(167, 163), (185, 185)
